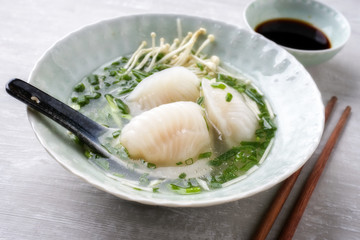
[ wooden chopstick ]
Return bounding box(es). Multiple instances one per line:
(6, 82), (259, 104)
(252, 96), (338, 240)
(278, 105), (351, 239)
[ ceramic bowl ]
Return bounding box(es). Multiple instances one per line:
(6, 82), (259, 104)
(28, 14), (324, 207)
(244, 0), (351, 66)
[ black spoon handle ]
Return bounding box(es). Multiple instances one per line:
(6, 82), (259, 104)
(6, 78), (107, 151)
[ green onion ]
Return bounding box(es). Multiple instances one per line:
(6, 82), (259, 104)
(74, 83), (85, 92)
(196, 96), (204, 105)
(87, 74), (99, 85)
(153, 188), (159, 193)
(111, 61), (120, 66)
(112, 130), (121, 138)
(85, 92), (101, 99)
(114, 98), (130, 114)
(122, 74), (132, 81)
(121, 57), (129, 63)
(225, 92), (233, 102)
(210, 147), (242, 166)
(77, 95), (90, 107)
(112, 172), (124, 178)
(105, 94), (130, 114)
(198, 152), (212, 159)
(196, 62), (204, 71)
(179, 173), (187, 179)
(244, 88), (265, 106)
(185, 158), (194, 165)
(176, 161), (183, 166)
(211, 82), (226, 89)
(170, 184), (201, 195)
(84, 150), (93, 159)
(147, 163), (157, 169)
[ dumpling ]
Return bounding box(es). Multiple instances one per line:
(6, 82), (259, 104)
(119, 101), (211, 166)
(202, 78), (259, 148)
(126, 67), (200, 113)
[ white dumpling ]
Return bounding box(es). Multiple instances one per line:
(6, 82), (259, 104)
(202, 78), (259, 147)
(126, 67), (200, 112)
(120, 101), (211, 166)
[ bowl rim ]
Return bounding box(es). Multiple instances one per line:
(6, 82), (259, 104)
(243, 0), (351, 54)
(27, 13), (324, 207)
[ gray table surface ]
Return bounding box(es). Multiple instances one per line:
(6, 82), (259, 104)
(1, 0), (359, 239)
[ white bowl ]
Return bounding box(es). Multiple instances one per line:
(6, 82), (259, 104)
(244, 0), (351, 66)
(28, 14), (324, 207)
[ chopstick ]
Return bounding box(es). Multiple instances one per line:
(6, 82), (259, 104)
(251, 96), (339, 240)
(278, 105), (351, 239)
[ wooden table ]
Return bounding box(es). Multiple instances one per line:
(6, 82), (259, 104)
(1, 0), (359, 239)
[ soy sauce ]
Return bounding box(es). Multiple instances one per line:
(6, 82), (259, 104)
(255, 18), (331, 50)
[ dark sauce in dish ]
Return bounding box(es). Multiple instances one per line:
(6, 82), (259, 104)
(255, 18), (331, 50)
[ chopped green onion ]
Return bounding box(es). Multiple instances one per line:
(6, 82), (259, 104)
(77, 95), (90, 107)
(87, 74), (99, 85)
(84, 150), (93, 159)
(196, 96), (204, 105)
(111, 61), (120, 66)
(147, 163), (157, 169)
(179, 173), (186, 179)
(112, 172), (124, 178)
(225, 92), (233, 102)
(105, 94), (130, 114)
(122, 74), (132, 81)
(112, 130), (121, 138)
(176, 161), (183, 166)
(196, 62), (204, 71)
(85, 92), (101, 99)
(170, 184), (201, 195)
(74, 83), (85, 92)
(114, 98), (130, 114)
(211, 82), (226, 89)
(153, 187), (159, 193)
(185, 158), (194, 165)
(121, 57), (129, 63)
(198, 152), (212, 159)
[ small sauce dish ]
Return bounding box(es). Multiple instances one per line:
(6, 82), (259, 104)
(244, 0), (351, 66)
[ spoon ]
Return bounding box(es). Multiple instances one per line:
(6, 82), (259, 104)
(6, 78), (144, 180)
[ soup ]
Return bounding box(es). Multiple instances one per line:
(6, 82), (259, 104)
(68, 28), (277, 194)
